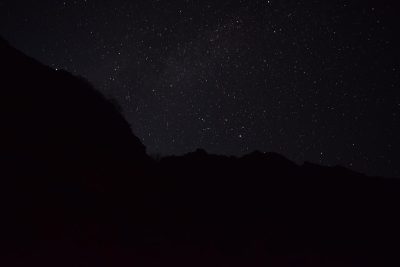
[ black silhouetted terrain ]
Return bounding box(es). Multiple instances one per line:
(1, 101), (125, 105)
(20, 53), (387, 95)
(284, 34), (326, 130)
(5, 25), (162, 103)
(1, 37), (400, 266)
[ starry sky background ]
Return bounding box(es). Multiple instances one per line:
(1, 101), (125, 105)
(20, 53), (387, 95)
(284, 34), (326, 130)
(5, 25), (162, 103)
(1, 0), (399, 177)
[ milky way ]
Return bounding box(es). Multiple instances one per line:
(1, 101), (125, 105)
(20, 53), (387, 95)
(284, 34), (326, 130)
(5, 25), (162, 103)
(1, 0), (399, 176)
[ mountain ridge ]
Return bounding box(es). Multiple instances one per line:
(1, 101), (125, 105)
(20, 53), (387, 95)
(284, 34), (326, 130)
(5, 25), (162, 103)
(1, 35), (400, 266)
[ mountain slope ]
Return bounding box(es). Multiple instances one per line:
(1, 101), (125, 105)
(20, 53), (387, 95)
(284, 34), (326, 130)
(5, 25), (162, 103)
(0, 37), (149, 186)
(1, 37), (400, 266)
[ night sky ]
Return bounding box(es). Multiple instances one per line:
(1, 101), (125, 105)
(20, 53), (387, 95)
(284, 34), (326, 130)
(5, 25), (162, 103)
(1, 0), (399, 177)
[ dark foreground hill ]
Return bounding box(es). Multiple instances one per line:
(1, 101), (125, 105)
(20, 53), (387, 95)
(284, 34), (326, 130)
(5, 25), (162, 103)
(1, 37), (400, 266)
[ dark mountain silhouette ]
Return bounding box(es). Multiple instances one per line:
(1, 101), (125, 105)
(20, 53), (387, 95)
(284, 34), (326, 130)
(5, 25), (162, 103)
(1, 36), (400, 266)
(0, 37), (149, 187)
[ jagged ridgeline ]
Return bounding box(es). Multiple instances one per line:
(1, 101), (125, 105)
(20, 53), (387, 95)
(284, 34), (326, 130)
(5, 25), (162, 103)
(1, 36), (400, 266)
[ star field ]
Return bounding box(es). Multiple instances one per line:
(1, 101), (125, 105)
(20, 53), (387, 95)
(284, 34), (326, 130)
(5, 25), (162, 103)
(1, 0), (399, 177)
